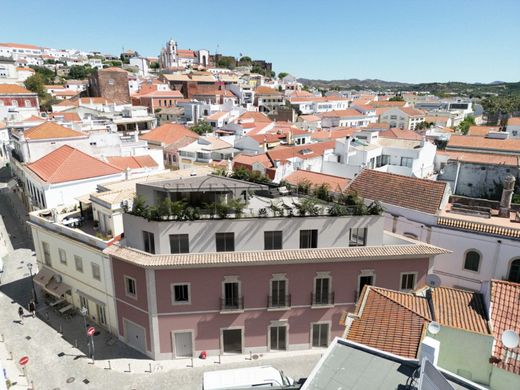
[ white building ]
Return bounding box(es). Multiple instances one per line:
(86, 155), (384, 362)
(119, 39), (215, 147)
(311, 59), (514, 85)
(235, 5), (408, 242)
(320, 108), (376, 128)
(506, 117), (520, 138)
(380, 107), (426, 130)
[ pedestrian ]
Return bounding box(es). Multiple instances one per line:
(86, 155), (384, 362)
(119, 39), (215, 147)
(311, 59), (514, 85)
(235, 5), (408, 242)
(28, 300), (35, 318)
(18, 306), (24, 324)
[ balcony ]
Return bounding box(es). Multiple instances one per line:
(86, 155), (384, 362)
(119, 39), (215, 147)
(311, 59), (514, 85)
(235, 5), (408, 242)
(220, 297), (244, 312)
(311, 292), (335, 307)
(267, 294), (291, 310)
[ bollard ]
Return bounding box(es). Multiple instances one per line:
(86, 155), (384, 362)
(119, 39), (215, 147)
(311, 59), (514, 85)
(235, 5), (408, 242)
(8, 351), (13, 360)
(105, 360), (111, 370)
(128, 363), (131, 373)
(249, 351), (252, 360)
(75, 339), (78, 348)
(59, 323), (62, 334)
(30, 380), (34, 390)
(191, 356), (194, 368)
(148, 363), (152, 373)
(0, 334), (4, 342)
(218, 353), (221, 364)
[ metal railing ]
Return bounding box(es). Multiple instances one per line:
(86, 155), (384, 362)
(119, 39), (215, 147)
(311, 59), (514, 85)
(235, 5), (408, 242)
(220, 297), (244, 311)
(267, 294), (291, 309)
(311, 292), (335, 306)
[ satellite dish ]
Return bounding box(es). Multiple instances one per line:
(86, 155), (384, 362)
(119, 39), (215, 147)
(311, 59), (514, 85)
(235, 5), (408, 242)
(501, 330), (520, 349)
(428, 321), (441, 335)
(426, 274), (442, 288)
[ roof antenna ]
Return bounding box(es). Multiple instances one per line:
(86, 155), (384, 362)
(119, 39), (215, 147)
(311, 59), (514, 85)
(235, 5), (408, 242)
(425, 274), (441, 322)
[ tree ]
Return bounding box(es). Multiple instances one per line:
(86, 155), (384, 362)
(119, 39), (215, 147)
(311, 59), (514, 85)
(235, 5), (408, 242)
(190, 120), (212, 135)
(67, 65), (94, 80)
(217, 56), (235, 70)
(389, 95), (404, 101)
(278, 72), (289, 79)
(457, 115), (476, 135)
(24, 74), (47, 100)
(239, 56), (252, 63)
(29, 65), (55, 84)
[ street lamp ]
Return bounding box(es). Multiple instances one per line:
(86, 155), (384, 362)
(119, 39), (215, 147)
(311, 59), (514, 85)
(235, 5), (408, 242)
(26, 263), (37, 304)
(80, 306), (91, 357)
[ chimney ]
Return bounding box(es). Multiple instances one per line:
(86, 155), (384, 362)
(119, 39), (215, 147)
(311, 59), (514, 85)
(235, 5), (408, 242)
(344, 136), (351, 165)
(499, 175), (516, 218)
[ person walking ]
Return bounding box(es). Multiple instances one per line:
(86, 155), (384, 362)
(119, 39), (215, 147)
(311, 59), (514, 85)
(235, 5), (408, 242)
(18, 306), (24, 324)
(28, 300), (36, 318)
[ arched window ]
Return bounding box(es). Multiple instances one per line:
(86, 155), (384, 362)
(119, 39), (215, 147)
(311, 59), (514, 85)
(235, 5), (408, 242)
(509, 259), (520, 283)
(464, 250), (480, 272)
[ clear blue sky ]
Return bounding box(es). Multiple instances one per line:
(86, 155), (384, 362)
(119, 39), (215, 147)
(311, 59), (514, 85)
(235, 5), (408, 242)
(2, 0), (519, 83)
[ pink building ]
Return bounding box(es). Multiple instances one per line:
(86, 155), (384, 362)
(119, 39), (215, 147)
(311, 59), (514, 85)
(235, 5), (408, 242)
(105, 175), (448, 359)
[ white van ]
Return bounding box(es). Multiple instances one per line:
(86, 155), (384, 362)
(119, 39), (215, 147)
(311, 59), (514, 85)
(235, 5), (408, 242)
(202, 365), (295, 389)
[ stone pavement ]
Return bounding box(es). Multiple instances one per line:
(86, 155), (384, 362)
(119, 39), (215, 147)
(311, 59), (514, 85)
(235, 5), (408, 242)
(0, 171), (322, 389)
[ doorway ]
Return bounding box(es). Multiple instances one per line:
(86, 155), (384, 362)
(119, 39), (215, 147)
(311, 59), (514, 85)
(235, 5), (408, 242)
(173, 331), (193, 357)
(270, 326), (287, 351)
(222, 328), (242, 354)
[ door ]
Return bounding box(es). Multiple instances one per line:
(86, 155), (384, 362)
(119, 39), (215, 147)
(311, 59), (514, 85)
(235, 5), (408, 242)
(312, 323), (329, 348)
(96, 303), (106, 326)
(270, 326), (287, 351)
(79, 296), (89, 315)
(222, 329), (242, 354)
(359, 275), (373, 294)
(174, 332), (193, 357)
(124, 320), (146, 352)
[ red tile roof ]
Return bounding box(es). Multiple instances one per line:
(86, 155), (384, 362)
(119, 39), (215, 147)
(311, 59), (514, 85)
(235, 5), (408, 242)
(379, 128), (422, 141)
(139, 123), (198, 145)
(507, 117), (520, 126)
(349, 169), (448, 215)
(177, 49), (196, 58)
(255, 86), (282, 95)
(285, 170), (349, 192)
(369, 101), (407, 108)
(320, 109), (364, 118)
(26, 145), (122, 184)
(347, 286), (490, 359)
(490, 280), (520, 375)
(0, 84), (33, 94)
(0, 42), (40, 50)
(447, 135), (520, 153)
(47, 112), (81, 122)
(436, 150), (519, 166)
(312, 127), (358, 140)
(237, 111), (272, 123)
(401, 107), (425, 117)
(100, 67), (127, 73)
(24, 122), (86, 140)
(267, 141), (335, 162)
(233, 153), (273, 169)
(467, 126), (499, 137)
(106, 155), (158, 170)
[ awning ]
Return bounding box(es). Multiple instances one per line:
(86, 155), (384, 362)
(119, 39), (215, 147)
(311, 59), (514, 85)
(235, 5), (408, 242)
(44, 278), (71, 298)
(33, 267), (54, 288)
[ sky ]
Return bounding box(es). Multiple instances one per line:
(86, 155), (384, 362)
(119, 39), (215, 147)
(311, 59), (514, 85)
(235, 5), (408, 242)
(1, 0), (520, 83)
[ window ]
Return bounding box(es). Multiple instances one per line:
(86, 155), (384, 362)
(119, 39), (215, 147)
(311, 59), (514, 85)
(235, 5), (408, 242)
(509, 259), (520, 283)
(125, 276), (136, 298)
(222, 281), (241, 310)
(11, 100), (18, 107)
(143, 231), (155, 254)
(172, 283), (190, 304)
(300, 229), (318, 249)
(74, 255), (83, 272)
(312, 323), (329, 348)
(170, 234), (189, 254)
(270, 279), (288, 308)
(264, 231), (283, 250)
(313, 277), (332, 305)
(91, 263), (101, 281)
(216, 232), (234, 252)
(401, 273), (416, 291)
(464, 251), (480, 272)
(400, 157), (413, 168)
(24, 100), (31, 107)
(42, 242), (51, 266)
(349, 228), (367, 247)
(376, 154), (390, 167)
(58, 248), (67, 265)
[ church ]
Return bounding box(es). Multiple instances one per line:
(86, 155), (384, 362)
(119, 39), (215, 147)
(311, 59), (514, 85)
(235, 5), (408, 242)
(159, 39), (209, 69)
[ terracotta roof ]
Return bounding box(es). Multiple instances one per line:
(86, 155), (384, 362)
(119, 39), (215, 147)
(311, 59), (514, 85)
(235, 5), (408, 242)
(312, 127), (358, 140)
(365, 122), (390, 130)
(26, 145), (122, 184)
(177, 49), (196, 58)
(233, 153), (273, 169)
(349, 169), (448, 215)
(467, 126), (499, 137)
(140, 123), (198, 145)
(285, 170), (349, 192)
(267, 141), (335, 162)
(369, 101), (407, 108)
(237, 111), (272, 123)
(437, 216), (520, 239)
(106, 155), (158, 170)
(24, 115), (45, 122)
(249, 133), (285, 144)
(24, 122), (86, 140)
(447, 135), (520, 153)
(255, 86), (281, 95)
(347, 286), (490, 359)
(347, 287), (427, 358)
(79, 97), (114, 105)
(400, 107), (425, 117)
(299, 115), (321, 122)
(16, 67), (34, 72)
(490, 280), (520, 375)
(54, 99), (79, 107)
(0, 84), (33, 94)
(206, 111), (229, 121)
(139, 89), (183, 98)
(47, 112), (81, 122)
(0, 42), (41, 50)
(436, 150), (519, 166)
(507, 117), (520, 126)
(105, 240), (450, 269)
(380, 128), (422, 141)
(321, 109), (364, 118)
(99, 67), (127, 73)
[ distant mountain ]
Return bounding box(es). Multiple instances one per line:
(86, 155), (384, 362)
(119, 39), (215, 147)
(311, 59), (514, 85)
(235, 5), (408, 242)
(298, 78), (520, 97)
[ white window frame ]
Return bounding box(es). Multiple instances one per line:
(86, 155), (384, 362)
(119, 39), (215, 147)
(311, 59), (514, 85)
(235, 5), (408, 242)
(171, 282), (191, 305)
(74, 255), (83, 273)
(312, 272), (333, 307)
(268, 320), (289, 351)
(400, 272), (417, 291)
(58, 248), (67, 265)
(91, 262), (101, 281)
(124, 275), (137, 299)
(221, 276), (242, 312)
(310, 321), (331, 348)
(269, 273), (289, 310)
